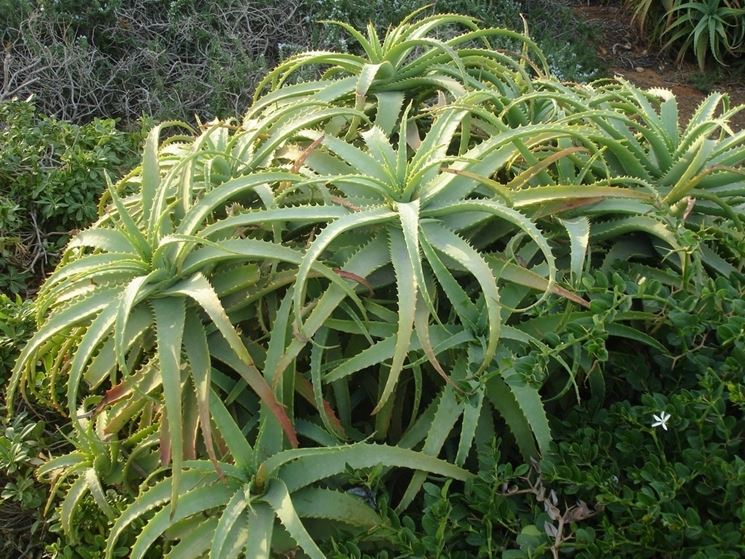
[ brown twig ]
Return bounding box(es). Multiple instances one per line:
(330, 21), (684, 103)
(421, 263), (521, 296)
(499, 458), (604, 557)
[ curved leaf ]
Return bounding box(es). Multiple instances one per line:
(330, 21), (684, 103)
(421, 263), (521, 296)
(262, 479), (324, 559)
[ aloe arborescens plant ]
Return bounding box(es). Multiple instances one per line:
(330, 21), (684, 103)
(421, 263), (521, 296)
(11, 9), (745, 558)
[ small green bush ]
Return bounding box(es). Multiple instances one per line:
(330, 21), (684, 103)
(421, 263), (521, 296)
(542, 269), (745, 558)
(0, 100), (142, 295)
(0, 294), (33, 383)
(0, 411), (50, 558)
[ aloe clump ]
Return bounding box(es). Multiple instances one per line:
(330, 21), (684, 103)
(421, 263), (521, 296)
(12, 8), (745, 558)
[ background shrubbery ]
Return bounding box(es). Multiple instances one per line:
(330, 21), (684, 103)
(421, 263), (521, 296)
(0, 100), (143, 295)
(0, 0), (304, 121)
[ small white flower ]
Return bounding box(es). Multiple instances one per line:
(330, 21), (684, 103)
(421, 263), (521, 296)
(651, 411), (671, 431)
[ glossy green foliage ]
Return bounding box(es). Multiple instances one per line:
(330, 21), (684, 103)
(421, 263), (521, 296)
(539, 269), (745, 558)
(0, 100), (143, 294)
(0, 411), (49, 557)
(0, 294), (33, 384)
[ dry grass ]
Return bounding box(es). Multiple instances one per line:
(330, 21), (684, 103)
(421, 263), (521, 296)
(1, 0), (305, 123)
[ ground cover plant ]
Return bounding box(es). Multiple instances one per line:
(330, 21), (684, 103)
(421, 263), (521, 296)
(3, 6), (745, 559)
(0, 100), (143, 295)
(310, 216), (745, 557)
(322, 267), (745, 558)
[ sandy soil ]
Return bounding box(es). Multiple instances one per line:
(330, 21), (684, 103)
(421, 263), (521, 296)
(570, 2), (745, 131)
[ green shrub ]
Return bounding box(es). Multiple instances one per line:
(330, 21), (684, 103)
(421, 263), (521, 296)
(544, 377), (744, 558)
(0, 291), (56, 558)
(0, 411), (50, 558)
(0, 294), (33, 384)
(320, 267), (745, 558)
(0, 100), (142, 295)
(323, 363), (744, 558)
(540, 268), (745, 558)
